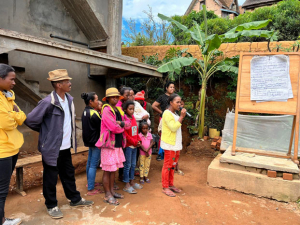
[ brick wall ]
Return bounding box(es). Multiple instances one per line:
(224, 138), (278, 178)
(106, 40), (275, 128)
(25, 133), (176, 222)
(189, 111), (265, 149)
(121, 41), (297, 62)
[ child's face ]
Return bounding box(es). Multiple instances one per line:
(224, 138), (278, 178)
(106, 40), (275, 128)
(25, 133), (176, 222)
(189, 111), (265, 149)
(98, 101), (103, 110)
(126, 104), (135, 116)
(141, 124), (148, 134)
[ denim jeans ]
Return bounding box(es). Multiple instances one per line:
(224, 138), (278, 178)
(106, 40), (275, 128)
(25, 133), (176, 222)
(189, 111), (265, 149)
(123, 147), (137, 183)
(0, 153), (18, 221)
(86, 147), (101, 191)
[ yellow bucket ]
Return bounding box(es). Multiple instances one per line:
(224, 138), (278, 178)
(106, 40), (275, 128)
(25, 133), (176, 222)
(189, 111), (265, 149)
(209, 128), (220, 138)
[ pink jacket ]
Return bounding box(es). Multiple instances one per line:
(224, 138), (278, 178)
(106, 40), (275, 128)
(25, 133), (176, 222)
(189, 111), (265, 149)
(95, 104), (131, 149)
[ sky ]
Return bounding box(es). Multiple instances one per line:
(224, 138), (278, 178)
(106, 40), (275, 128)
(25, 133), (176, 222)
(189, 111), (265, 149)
(122, 0), (246, 43)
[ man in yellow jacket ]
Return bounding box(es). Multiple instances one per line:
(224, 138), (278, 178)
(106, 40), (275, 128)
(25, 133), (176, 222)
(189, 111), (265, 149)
(0, 64), (26, 225)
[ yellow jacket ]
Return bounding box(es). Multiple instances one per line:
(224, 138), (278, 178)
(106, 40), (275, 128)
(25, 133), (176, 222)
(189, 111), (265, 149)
(161, 110), (182, 145)
(0, 90), (26, 158)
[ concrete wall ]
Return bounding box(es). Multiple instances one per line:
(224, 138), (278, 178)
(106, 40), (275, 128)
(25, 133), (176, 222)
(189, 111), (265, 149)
(121, 41), (298, 62)
(0, 0), (105, 115)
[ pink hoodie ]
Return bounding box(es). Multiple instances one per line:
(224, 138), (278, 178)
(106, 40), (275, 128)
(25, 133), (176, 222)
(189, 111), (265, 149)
(95, 104), (131, 149)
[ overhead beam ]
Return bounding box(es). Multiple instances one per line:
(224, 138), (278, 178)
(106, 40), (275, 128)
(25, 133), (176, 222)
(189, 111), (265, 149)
(60, 0), (108, 44)
(0, 29), (162, 78)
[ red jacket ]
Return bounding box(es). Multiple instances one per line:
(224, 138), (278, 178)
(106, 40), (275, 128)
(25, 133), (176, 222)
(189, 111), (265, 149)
(125, 115), (141, 147)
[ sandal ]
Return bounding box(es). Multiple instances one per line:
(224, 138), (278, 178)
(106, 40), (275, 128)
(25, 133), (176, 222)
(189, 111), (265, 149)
(162, 188), (176, 197)
(169, 186), (182, 193)
(113, 192), (124, 199)
(86, 182), (102, 188)
(145, 178), (150, 183)
(140, 179), (145, 184)
(132, 183), (143, 189)
(104, 196), (120, 206)
(87, 189), (102, 196)
(113, 184), (120, 190)
(123, 186), (137, 194)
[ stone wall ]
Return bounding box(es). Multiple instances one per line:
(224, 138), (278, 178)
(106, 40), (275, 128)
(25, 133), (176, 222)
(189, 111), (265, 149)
(122, 41), (297, 62)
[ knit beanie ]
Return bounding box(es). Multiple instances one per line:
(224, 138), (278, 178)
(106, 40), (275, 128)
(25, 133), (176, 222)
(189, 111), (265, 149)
(135, 90), (145, 100)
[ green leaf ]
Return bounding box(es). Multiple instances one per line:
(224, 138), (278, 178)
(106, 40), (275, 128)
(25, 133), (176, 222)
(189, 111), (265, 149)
(217, 65), (239, 74)
(157, 57), (197, 73)
(189, 21), (205, 46)
(203, 34), (222, 54)
(158, 13), (188, 32)
(230, 20), (272, 32)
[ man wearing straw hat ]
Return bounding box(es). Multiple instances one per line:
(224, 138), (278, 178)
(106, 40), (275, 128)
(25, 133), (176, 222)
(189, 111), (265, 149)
(25, 69), (93, 219)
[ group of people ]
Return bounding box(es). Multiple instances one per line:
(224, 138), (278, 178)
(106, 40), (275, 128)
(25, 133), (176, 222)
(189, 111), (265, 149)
(0, 64), (186, 225)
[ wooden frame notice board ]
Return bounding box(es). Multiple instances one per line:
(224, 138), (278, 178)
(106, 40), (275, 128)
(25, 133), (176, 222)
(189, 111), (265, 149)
(232, 52), (300, 164)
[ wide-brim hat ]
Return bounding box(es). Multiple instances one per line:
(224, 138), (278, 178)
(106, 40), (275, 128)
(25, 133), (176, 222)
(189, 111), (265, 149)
(47, 69), (72, 81)
(102, 87), (124, 101)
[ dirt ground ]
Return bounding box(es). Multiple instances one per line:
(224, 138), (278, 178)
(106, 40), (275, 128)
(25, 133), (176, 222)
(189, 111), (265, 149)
(5, 139), (300, 225)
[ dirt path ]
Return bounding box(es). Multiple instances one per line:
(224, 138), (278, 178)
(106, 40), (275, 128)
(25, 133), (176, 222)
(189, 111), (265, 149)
(5, 152), (300, 225)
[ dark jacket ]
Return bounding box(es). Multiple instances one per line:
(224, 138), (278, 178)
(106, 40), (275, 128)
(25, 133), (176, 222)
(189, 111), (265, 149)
(25, 91), (77, 166)
(145, 102), (154, 131)
(81, 106), (101, 147)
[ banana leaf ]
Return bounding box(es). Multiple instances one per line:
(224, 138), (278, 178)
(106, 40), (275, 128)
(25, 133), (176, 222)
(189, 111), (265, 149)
(157, 57), (197, 73)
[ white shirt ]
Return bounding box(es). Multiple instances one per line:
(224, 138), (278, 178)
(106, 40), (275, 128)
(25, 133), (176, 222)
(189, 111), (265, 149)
(161, 110), (182, 151)
(57, 94), (72, 150)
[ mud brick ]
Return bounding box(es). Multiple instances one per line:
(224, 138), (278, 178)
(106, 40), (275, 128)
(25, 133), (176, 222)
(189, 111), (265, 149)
(216, 145), (220, 150)
(217, 138), (222, 144)
(216, 142), (221, 147)
(213, 137), (220, 142)
(283, 173), (293, 181)
(204, 136), (209, 141)
(211, 142), (217, 149)
(267, 170), (277, 178)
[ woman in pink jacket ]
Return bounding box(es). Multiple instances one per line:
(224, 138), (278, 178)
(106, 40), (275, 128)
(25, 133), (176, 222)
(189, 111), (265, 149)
(96, 88), (131, 206)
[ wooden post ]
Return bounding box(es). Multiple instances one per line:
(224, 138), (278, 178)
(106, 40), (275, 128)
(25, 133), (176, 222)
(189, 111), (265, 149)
(288, 115), (296, 156)
(231, 52), (243, 156)
(15, 167), (26, 196)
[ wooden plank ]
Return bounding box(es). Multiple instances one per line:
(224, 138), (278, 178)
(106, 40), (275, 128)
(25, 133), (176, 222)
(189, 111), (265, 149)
(16, 147), (89, 168)
(288, 115), (296, 156)
(238, 54), (300, 114)
(293, 57), (300, 165)
(232, 52), (244, 155)
(235, 149), (291, 159)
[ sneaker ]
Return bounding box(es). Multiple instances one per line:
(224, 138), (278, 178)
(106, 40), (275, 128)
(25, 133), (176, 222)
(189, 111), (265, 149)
(70, 198), (94, 207)
(156, 155), (162, 161)
(47, 206), (63, 219)
(3, 218), (22, 225)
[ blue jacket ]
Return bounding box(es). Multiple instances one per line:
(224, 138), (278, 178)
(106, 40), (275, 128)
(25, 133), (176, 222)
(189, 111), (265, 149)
(25, 91), (77, 166)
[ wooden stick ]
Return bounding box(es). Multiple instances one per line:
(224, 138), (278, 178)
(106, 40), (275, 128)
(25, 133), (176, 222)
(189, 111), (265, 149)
(288, 115), (296, 156)
(235, 149), (291, 159)
(232, 52), (244, 156)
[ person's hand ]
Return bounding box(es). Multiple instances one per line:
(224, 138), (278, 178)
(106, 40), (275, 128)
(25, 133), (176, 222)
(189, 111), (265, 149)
(180, 108), (187, 118)
(145, 152), (149, 157)
(142, 115), (149, 120)
(116, 121), (121, 125)
(13, 105), (19, 112)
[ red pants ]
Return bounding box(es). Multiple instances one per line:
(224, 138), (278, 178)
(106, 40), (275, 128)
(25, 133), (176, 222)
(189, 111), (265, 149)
(162, 150), (180, 188)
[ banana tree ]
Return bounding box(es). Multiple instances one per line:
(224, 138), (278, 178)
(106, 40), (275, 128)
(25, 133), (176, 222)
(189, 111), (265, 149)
(157, 6), (277, 137)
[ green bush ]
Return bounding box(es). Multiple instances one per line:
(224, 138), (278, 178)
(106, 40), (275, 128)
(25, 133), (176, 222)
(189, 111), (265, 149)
(171, 0), (300, 43)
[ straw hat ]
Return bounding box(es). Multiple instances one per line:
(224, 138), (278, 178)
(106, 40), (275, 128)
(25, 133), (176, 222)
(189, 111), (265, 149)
(102, 87), (124, 101)
(47, 69), (72, 81)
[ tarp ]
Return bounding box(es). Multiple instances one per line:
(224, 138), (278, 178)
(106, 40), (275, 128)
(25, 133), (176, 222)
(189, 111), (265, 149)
(220, 111), (300, 156)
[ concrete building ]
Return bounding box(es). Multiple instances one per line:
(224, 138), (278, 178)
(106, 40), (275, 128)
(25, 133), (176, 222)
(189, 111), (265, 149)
(0, 0), (161, 152)
(185, 0), (240, 18)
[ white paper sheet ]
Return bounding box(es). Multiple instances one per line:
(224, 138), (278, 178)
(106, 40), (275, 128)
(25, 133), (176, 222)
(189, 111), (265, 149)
(250, 55), (292, 102)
